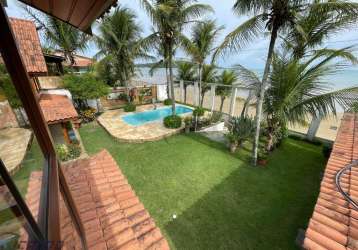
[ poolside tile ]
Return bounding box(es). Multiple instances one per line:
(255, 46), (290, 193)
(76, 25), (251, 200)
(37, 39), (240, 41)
(97, 104), (189, 143)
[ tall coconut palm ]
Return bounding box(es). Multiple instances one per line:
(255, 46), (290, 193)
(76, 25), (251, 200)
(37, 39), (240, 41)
(182, 20), (223, 106)
(214, 0), (358, 165)
(216, 70), (238, 113)
(140, 0), (212, 115)
(200, 64), (218, 107)
(23, 6), (89, 65)
(238, 48), (358, 151)
(96, 7), (150, 92)
(176, 61), (195, 103)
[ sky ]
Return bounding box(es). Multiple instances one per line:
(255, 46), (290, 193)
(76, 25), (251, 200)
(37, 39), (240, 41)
(4, 0), (358, 70)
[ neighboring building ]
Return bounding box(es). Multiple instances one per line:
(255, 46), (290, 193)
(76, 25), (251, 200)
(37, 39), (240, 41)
(9, 17), (80, 145)
(53, 51), (94, 74)
(302, 113), (358, 249)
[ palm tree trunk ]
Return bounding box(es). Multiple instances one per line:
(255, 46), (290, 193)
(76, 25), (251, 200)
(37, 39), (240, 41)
(219, 96), (225, 113)
(198, 64), (203, 107)
(168, 42), (176, 115)
(165, 63), (170, 98)
(184, 86), (187, 103)
(252, 26), (279, 166)
(200, 92), (205, 107)
(240, 89), (253, 118)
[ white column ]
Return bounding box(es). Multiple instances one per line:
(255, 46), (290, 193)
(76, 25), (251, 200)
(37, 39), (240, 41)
(210, 84), (216, 112)
(307, 116), (322, 141)
(229, 87), (238, 117)
(194, 81), (199, 106)
(180, 80), (184, 103)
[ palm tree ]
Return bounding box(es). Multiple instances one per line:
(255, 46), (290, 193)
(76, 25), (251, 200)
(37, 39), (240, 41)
(214, 0), (358, 165)
(238, 49), (358, 151)
(140, 0), (212, 115)
(96, 7), (150, 95)
(200, 64), (217, 107)
(216, 70), (238, 113)
(176, 61), (195, 103)
(24, 6), (89, 65)
(183, 20), (223, 106)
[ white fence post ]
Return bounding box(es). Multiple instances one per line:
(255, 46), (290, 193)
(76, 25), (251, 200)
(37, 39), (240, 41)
(210, 84), (216, 112)
(307, 116), (322, 141)
(229, 87), (237, 117)
(180, 80), (184, 103)
(194, 81), (199, 106)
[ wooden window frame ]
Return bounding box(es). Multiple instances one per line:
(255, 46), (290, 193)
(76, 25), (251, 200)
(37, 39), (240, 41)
(0, 4), (86, 249)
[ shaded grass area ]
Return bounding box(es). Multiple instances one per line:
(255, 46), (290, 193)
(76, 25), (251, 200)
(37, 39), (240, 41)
(13, 138), (43, 195)
(79, 122), (326, 250)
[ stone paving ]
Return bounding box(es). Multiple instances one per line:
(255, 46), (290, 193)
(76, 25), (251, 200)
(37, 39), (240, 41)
(0, 128), (32, 174)
(97, 104), (188, 143)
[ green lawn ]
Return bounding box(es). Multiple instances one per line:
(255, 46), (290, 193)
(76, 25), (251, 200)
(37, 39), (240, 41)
(79, 122), (326, 250)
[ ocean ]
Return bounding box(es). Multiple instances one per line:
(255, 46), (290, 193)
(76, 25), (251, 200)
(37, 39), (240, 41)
(135, 67), (358, 90)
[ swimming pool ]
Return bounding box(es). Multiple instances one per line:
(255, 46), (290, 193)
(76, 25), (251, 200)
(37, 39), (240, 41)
(122, 105), (193, 126)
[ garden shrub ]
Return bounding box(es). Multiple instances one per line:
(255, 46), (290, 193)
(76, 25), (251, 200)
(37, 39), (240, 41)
(80, 108), (96, 123)
(55, 143), (81, 161)
(163, 98), (173, 105)
(55, 144), (68, 161)
(193, 107), (205, 117)
(124, 103), (136, 112)
(68, 144), (81, 159)
(210, 111), (222, 123)
(164, 115), (182, 129)
(118, 93), (128, 101)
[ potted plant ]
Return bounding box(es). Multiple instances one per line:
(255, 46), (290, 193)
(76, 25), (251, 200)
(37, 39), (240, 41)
(184, 116), (192, 133)
(226, 132), (238, 153)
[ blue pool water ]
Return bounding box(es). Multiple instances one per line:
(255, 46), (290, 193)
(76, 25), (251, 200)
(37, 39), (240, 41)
(122, 106), (193, 126)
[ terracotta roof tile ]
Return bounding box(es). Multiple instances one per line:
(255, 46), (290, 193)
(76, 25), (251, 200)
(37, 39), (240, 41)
(19, 150), (169, 250)
(39, 94), (78, 124)
(303, 113), (358, 250)
(9, 18), (47, 74)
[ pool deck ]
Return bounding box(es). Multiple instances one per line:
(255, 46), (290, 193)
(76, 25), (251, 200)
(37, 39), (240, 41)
(97, 104), (190, 143)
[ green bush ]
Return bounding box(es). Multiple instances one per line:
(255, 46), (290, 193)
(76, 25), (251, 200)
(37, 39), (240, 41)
(210, 111), (222, 123)
(68, 144), (81, 159)
(163, 98), (173, 105)
(55, 143), (81, 161)
(118, 93), (128, 101)
(164, 115), (182, 129)
(193, 107), (205, 117)
(184, 116), (192, 126)
(124, 103), (136, 112)
(55, 144), (68, 161)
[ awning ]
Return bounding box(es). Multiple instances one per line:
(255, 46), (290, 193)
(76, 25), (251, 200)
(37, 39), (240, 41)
(17, 0), (117, 33)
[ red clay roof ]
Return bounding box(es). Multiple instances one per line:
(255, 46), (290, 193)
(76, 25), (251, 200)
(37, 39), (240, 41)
(20, 150), (170, 250)
(303, 113), (358, 250)
(39, 94), (78, 124)
(9, 18), (47, 74)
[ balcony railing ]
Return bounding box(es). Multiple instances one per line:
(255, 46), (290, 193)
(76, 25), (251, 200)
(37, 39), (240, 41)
(335, 160), (358, 210)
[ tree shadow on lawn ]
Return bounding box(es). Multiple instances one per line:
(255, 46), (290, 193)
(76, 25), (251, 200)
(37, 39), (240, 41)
(163, 140), (324, 250)
(183, 133), (252, 163)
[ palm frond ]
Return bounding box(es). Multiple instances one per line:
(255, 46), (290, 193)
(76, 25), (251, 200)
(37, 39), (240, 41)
(212, 14), (266, 62)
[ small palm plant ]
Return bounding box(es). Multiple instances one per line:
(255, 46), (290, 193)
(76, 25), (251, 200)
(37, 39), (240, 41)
(176, 61), (196, 103)
(200, 64), (218, 107)
(226, 116), (255, 153)
(216, 70), (238, 113)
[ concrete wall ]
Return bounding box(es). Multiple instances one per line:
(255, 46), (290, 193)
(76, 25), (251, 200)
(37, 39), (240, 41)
(157, 84), (168, 101)
(0, 101), (18, 129)
(40, 89), (72, 99)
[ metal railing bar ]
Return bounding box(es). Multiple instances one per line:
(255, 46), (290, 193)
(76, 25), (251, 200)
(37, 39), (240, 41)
(0, 159), (45, 242)
(335, 160), (358, 210)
